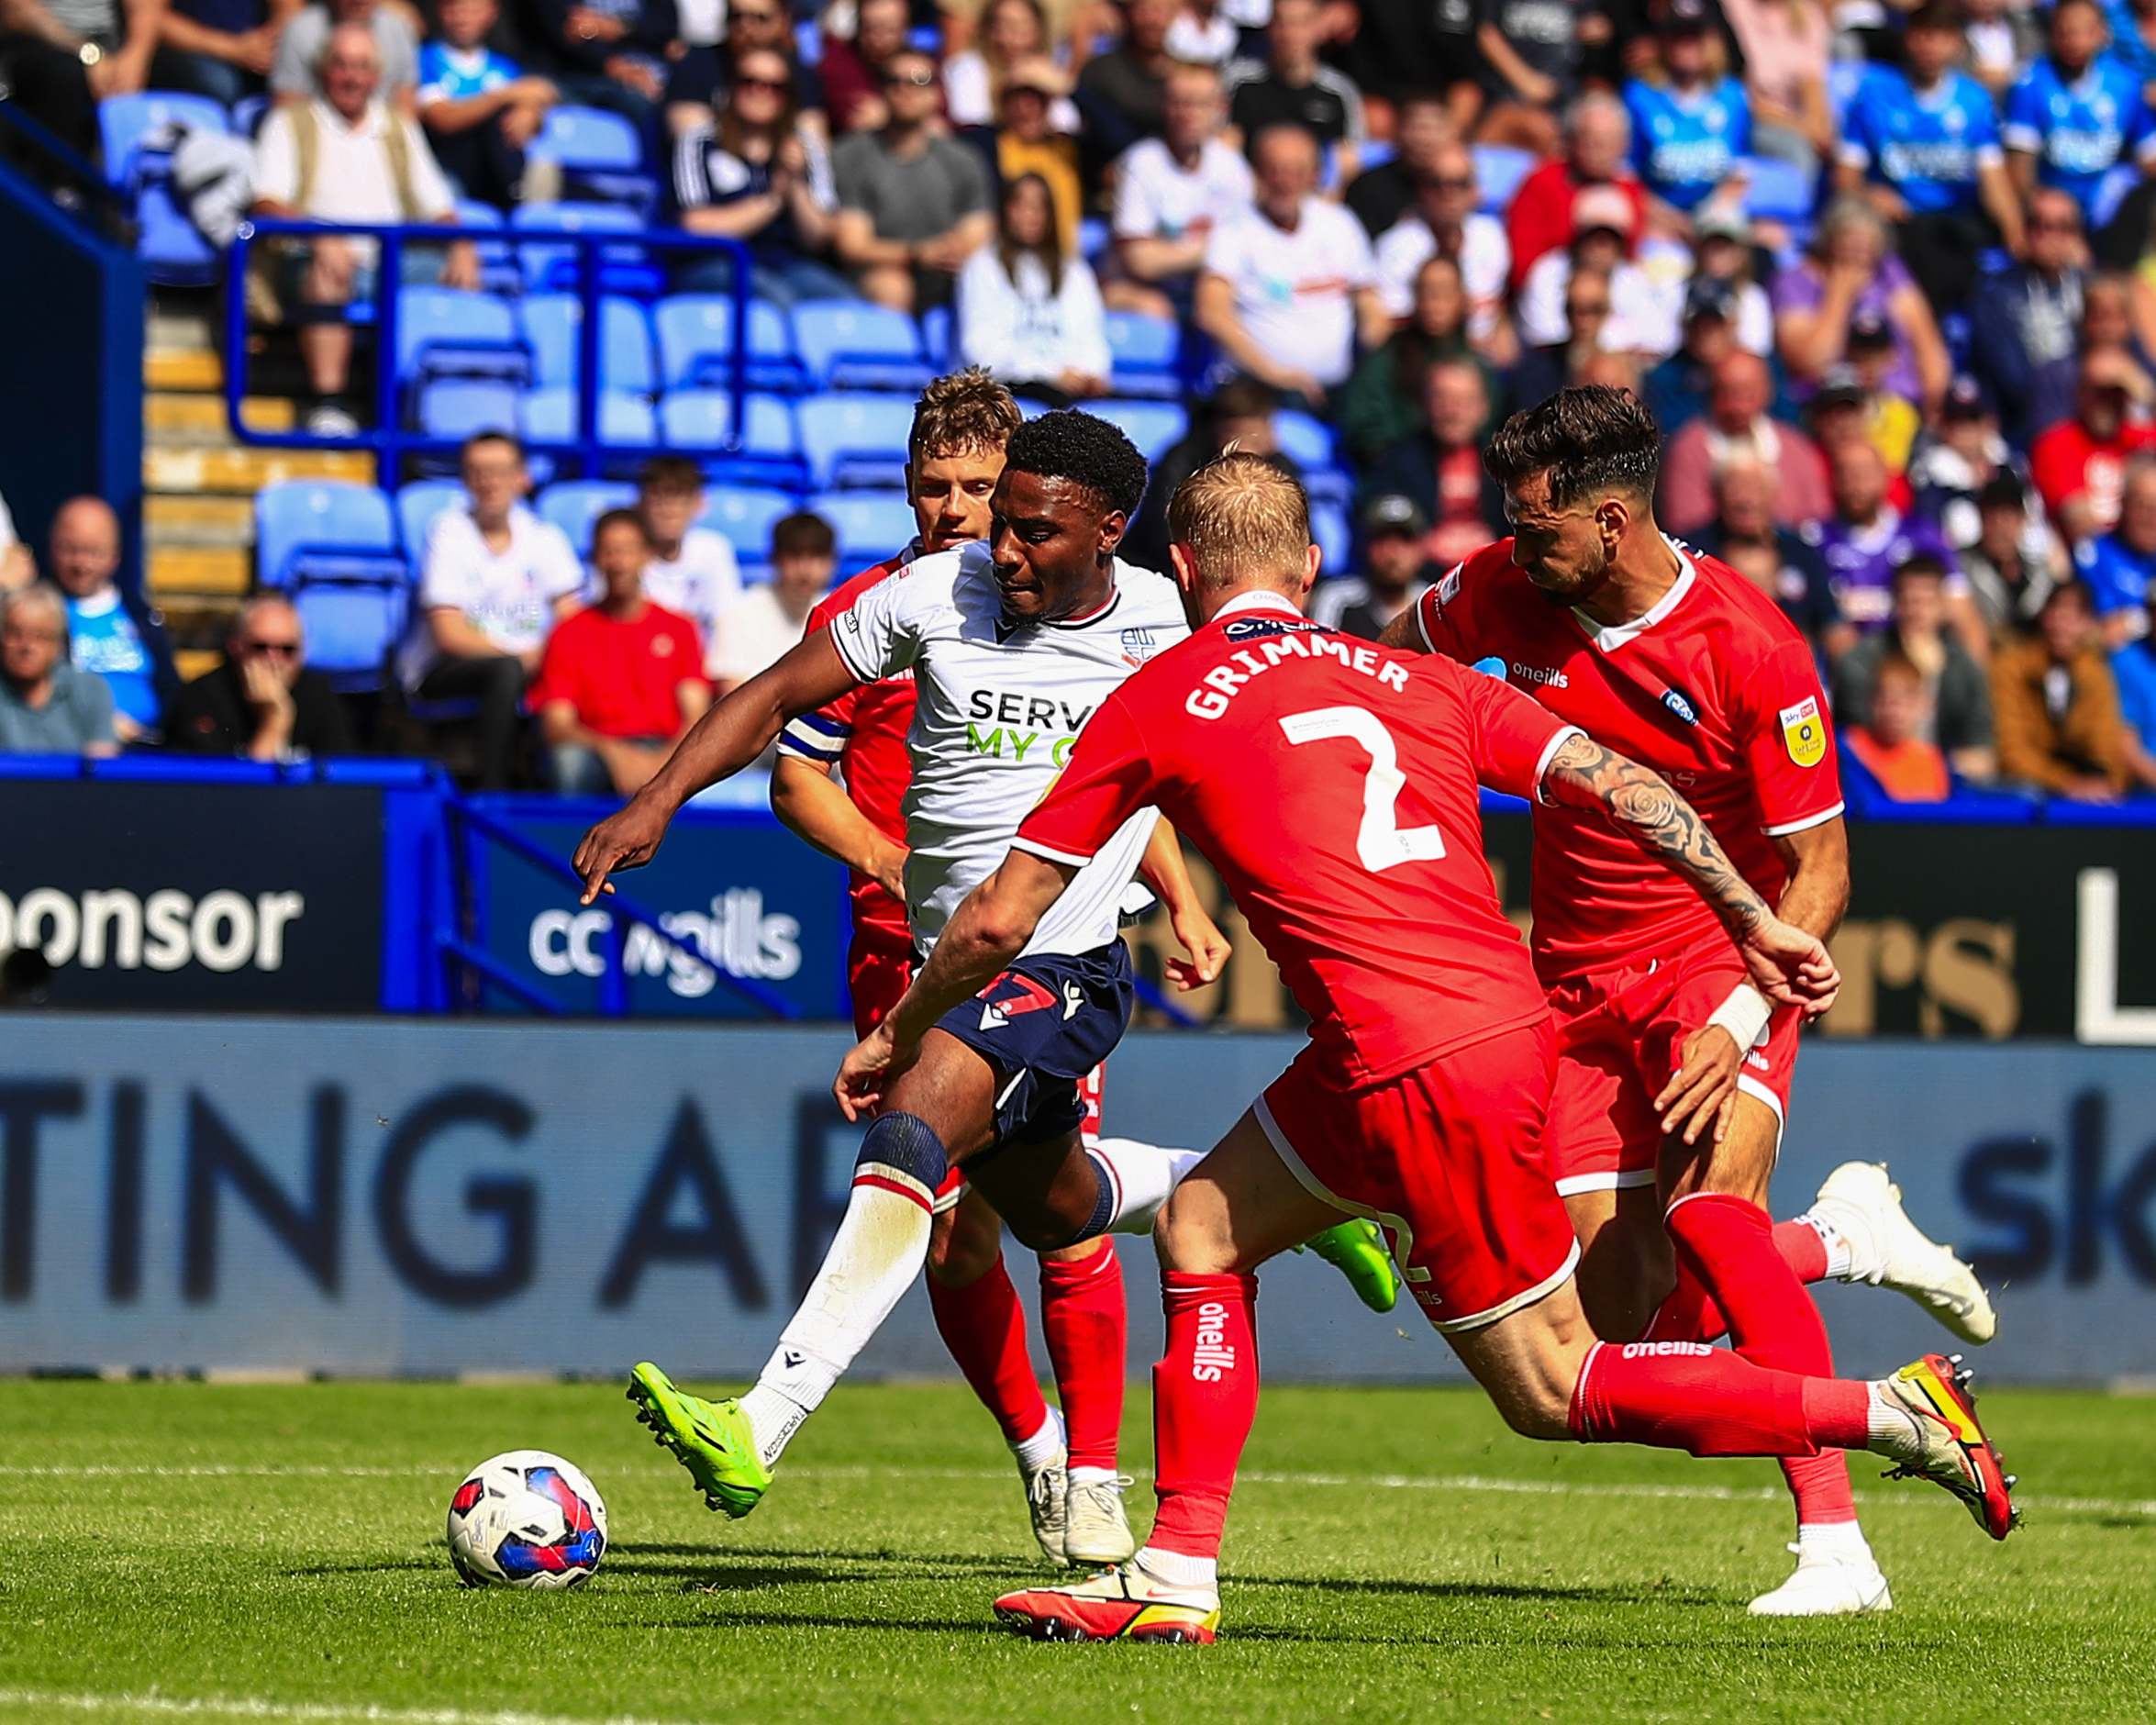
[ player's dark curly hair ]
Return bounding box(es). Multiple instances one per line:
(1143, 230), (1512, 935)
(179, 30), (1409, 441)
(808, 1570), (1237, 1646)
(1484, 385), (1661, 510)
(1003, 410), (1150, 519)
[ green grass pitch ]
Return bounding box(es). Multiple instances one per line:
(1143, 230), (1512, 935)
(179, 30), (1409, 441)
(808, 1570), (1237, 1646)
(0, 1378), (2150, 1725)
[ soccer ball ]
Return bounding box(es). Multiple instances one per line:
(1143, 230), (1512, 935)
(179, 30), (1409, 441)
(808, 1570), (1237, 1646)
(446, 1450), (608, 1588)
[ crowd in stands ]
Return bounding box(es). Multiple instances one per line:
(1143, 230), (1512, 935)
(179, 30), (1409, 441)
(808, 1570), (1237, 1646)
(15, 0), (2156, 803)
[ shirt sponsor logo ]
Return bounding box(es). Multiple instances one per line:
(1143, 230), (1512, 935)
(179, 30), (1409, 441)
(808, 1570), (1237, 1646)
(1511, 661), (1570, 688)
(1661, 685), (1699, 725)
(1779, 696), (1827, 767)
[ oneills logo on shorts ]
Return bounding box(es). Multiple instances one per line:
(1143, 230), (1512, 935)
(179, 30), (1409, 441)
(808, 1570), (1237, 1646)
(1778, 696), (1827, 767)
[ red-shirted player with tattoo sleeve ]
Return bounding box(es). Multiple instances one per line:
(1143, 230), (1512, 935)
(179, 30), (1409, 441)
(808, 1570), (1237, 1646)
(1379, 386), (1998, 1616)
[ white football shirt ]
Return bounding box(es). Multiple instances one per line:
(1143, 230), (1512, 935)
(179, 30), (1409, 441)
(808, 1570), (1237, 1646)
(1202, 196), (1376, 387)
(399, 502), (583, 688)
(828, 542), (1190, 957)
(639, 527), (742, 643)
(1113, 136), (1253, 243)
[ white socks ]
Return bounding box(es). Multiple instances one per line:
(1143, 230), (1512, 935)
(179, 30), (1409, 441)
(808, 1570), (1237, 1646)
(1085, 1138), (1208, 1236)
(1794, 1520), (1875, 1567)
(1011, 1406), (1066, 1475)
(737, 1176), (938, 1468)
(1796, 1209), (1858, 1281)
(1134, 1545), (1218, 1590)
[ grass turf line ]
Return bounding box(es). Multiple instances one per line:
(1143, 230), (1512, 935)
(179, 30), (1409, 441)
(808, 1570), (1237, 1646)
(0, 1381), (2148, 1725)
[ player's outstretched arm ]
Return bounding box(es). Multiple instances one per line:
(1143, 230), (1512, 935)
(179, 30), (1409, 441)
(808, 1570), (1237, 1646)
(834, 850), (1078, 1119)
(1137, 818), (1229, 991)
(572, 630), (858, 905)
(1539, 733), (1840, 1014)
(771, 754), (909, 901)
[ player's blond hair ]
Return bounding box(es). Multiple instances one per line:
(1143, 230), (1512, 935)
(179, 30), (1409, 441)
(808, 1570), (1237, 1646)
(910, 368), (1023, 463)
(1167, 451), (1312, 592)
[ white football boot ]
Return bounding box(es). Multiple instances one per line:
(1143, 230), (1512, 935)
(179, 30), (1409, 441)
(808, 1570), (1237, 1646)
(1020, 1448), (1070, 1566)
(1748, 1542), (1895, 1617)
(1062, 1473), (1139, 1566)
(1805, 1162), (1997, 1344)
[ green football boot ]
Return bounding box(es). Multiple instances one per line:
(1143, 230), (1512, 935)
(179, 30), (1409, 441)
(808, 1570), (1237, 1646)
(1295, 1219), (1401, 1313)
(627, 1361), (772, 1519)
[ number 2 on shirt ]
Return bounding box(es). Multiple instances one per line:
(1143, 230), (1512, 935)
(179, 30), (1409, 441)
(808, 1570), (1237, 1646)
(1279, 706), (1446, 873)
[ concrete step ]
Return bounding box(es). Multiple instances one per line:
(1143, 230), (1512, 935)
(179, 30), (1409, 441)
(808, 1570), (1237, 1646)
(149, 546), (250, 598)
(156, 597), (245, 656)
(148, 306), (217, 353)
(145, 495), (256, 547)
(146, 348), (224, 393)
(146, 446), (375, 495)
(146, 393), (297, 444)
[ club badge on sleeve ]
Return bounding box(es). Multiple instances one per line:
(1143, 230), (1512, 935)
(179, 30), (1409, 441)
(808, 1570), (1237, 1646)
(1779, 696), (1826, 767)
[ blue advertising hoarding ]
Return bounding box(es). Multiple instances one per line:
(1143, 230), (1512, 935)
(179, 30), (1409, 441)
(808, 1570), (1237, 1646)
(0, 1018), (2150, 1385)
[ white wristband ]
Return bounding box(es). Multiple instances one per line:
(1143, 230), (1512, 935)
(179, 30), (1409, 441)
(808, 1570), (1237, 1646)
(1705, 983), (1773, 1051)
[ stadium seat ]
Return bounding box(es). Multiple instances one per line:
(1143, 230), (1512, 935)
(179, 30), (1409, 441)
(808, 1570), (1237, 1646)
(97, 92), (228, 284)
(511, 202), (659, 295)
(529, 106), (656, 215)
(792, 301), (932, 391)
(231, 94), (269, 137)
(395, 479), (468, 556)
(521, 385), (657, 446)
(810, 491), (917, 567)
(655, 390), (797, 460)
(795, 393), (917, 489)
(1743, 157), (1815, 226)
(256, 481), (398, 586)
(1311, 498), (1350, 573)
(516, 294), (656, 392)
(1087, 399), (1186, 462)
(652, 294), (804, 393)
(1274, 408), (1349, 506)
(417, 378), (526, 440)
(452, 199), (521, 295)
(920, 304), (952, 370)
(1470, 143), (1535, 214)
(1104, 311), (1180, 400)
(701, 484), (797, 578)
(537, 480), (639, 551)
(294, 582), (412, 690)
(395, 287), (527, 391)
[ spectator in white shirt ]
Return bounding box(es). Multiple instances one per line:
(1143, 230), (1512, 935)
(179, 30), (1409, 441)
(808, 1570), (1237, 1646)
(1195, 122), (1388, 412)
(399, 431), (583, 787)
(1372, 139), (1516, 362)
(958, 172), (1113, 404)
(1103, 59), (1252, 320)
(944, 0), (1083, 129)
(708, 513), (837, 694)
(250, 21), (474, 435)
(632, 455), (743, 645)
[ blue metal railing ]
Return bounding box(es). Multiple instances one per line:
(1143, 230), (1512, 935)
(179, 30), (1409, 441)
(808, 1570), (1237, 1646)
(225, 218), (753, 483)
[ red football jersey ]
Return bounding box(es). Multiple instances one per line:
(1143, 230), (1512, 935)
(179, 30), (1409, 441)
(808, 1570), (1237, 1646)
(777, 547), (917, 938)
(527, 601), (707, 739)
(1412, 537), (1844, 982)
(1015, 591), (1571, 1088)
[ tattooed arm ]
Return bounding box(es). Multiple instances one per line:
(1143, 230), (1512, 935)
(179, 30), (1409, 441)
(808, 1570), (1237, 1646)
(1539, 732), (1839, 1011)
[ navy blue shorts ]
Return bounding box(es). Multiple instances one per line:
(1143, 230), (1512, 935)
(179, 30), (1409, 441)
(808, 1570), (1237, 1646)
(932, 940), (1135, 1147)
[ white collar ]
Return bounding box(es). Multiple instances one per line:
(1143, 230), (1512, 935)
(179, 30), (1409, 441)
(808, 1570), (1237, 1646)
(1214, 588), (1302, 622)
(1570, 536), (1697, 652)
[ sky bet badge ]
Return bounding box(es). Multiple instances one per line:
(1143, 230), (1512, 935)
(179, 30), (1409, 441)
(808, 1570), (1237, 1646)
(1779, 696), (1826, 767)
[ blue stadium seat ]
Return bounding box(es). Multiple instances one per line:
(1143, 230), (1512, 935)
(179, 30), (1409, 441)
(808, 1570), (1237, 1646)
(452, 199), (521, 294)
(1471, 144), (1535, 214)
(511, 201), (659, 295)
(1311, 498), (1350, 573)
(395, 287), (526, 389)
(516, 294), (655, 392)
(1743, 156), (1815, 225)
(98, 93), (229, 284)
(1088, 399), (1186, 462)
(231, 94), (269, 137)
(656, 390), (797, 460)
(295, 582), (412, 690)
(920, 304), (952, 370)
(652, 293), (804, 393)
(795, 393), (917, 489)
(256, 481), (398, 586)
(395, 479), (468, 556)
(521, 386), (657, 446)
(792, 301), (931, 391)
(417, 379), (525, 440)
(810, 490), (917, 567)
(530, 106), (656, 214)
(1078, 216), (1110, 261)
(537, 480), (639, 551)
(1274, 408), (1349, 506)
(1104, 311), (1180, 399)
(701, 484), (797, 578)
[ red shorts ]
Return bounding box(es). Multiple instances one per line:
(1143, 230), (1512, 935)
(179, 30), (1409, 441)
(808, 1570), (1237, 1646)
(1254, 1021), (1579, 1332)
(1541, 931), (1801, 1197)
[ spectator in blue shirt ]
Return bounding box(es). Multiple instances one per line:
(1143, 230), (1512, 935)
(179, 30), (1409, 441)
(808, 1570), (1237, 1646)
(2075, 454), (2156, 642)
(1836, 3), (2027, 315)
(44, 497), (176, 745)
(2113, 577), (2156, 786)
(2004, 0), (2156, 226)
(1622, 0), (1749, 231)
(417, 0), (558, 209)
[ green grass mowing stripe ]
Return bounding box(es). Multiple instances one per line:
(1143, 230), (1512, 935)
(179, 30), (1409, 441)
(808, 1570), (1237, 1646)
(0, 1694), (717, 1725)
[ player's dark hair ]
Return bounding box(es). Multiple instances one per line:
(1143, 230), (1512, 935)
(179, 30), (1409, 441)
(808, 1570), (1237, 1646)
(1003, 410), (1150, 519)
(592, 507), (651, 547)
(772, 511), (837, 559)
(910, 367), (1023, 463)
(1484, 385), (1661, 510)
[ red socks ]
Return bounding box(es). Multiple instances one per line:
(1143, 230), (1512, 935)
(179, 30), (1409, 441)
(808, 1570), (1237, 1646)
(1039, 1242), (1128, 1474)
(1568, 1339), (1844, 1456)
(1661, 1194), (1858, 1526)
(927, 1254), (1050, 1447)
(1642, 1219), (1832, 1345)
(1148, 1271), (1260, 1559)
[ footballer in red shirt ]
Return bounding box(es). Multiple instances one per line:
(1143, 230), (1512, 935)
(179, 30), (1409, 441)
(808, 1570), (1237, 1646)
(1379, 386), (1996, 1616)
(839, 452), (2016, 1642)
